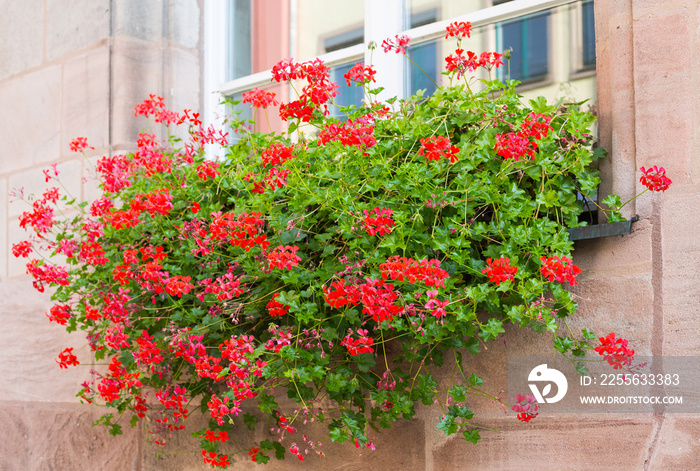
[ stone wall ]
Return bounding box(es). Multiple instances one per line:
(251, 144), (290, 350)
(1, 0), (700, 470)
(0, 1), (202, 470)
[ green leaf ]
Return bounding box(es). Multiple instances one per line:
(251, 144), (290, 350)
(601, 194), (621, 209)
(355, 352), (376, 373)
(554, 336), (574, 354)
(449, 385), (467, 402)
(258, 394), (278, 414)
(437, 414), (458, 435)
(575, 361), (589, 376)
(243, 412), (258, 431)
(478, 318), (505, 342)
(109, 423), (122, 436)
(462, 428), (481, 444)
(468, 373), (484, 387)
(330, 427), (349, 443)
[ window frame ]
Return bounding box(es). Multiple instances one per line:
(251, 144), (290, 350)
(204, 0), (588, 126)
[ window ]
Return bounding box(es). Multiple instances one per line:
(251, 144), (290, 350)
(498, 11), (549, 83)
(209, 0), (597, 131)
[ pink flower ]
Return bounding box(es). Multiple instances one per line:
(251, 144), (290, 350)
(381, 35), (411, 55)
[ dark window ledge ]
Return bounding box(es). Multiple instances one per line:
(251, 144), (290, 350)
(568, 217), (638, 241)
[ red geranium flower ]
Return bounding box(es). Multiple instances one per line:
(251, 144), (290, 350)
(540, 255), (581, 285)
(482, 257), (518, 284)
(640, 166), (672, 192)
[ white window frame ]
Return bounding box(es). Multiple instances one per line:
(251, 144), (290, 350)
(204, 0), (585, 126)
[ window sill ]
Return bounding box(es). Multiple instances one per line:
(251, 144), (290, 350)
(568, 217), (638, 241)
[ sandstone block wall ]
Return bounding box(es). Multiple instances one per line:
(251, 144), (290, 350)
(0, 1), (202, 470)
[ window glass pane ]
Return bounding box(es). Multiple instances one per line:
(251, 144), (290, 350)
(498, 12), (550, 83)
(226, 0), (252, 80)
(582, 0), (596, 68)
(228, 91), (253, 142)
(408, 40), (439, 97)
(407, 9), (439, 98)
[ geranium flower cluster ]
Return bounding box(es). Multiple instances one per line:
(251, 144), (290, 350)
(56, 347), (79, 369)
(205, 429), (229, 443)
(511, 393), (539, 423)
(196, 161), (221, 181)
(343, 62), (377, 86)
(11, 240), (32, 258)
(246, 143), (298, 194)
(445, 49), (504, 79)
(208, 211), (269, 251)
(26, 259), (70, 292)
(133, 330), (164, 371)
(594, 333), (635, 369)
(340, 328), (375, 356)
(540, 255), (582, 285)
(318, 116), (377, 153)
(482, 257), (518, 284)
(424, 290), (449, 318)
(322, 277), (403, 323)
(272, 58), (338, 121)
(362, 207), (394, 236)
(261, 143), (296, 167)
(242, 88), (279, 109)
(381, 34), (411, 55)
(495, 113), (552, 161)
(155, 385), (190, 432)
(80, 356), (143, 405)
(198, 268), (245, 302)
(47, 304), (71, 325)
(202, 451), (230, 468)
(418, 135), (460, 163)
(379, 256), (450, 288)
(70, 136), (94, 152)
(639, 165), (672, 192)
(267, 245), (301, 270)
(19, 186), (59, 235)
(445, 21), (472, 40)
(267, 293), (289, 317)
